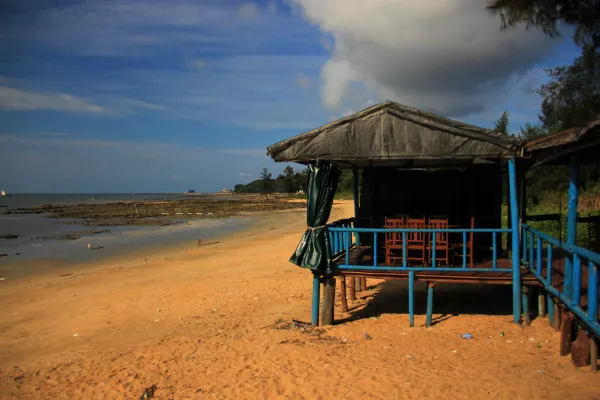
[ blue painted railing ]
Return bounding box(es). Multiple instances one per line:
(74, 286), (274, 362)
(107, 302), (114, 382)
(328, 226), (512, 272)
(327, 218), (357, 259)
(522, 224), (600, 338)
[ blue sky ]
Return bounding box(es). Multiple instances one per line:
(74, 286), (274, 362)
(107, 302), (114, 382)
(0, 0), (580, 193)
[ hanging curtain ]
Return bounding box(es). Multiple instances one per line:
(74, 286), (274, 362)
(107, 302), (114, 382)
(290, 162), (341, 274)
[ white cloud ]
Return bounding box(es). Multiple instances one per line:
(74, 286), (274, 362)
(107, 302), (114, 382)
(290, 0), (561, 116)
(0, 86), (104, 114)
(118, 98), (167, 111)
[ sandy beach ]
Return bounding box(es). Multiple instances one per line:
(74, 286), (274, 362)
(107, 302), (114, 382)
(1, 201), (599, 399)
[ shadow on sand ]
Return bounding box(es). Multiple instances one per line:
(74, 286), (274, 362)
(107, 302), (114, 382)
(337, 279), (515, 325)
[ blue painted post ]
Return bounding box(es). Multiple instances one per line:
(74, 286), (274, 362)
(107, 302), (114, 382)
(529, 231), (534, 267)
(409, 271), (415, 327)
(373, 232), (378, 266)
(312, 274), (320, 326)
(508, 158), (522, 324)
(462, 232), (467, 269)
(536, 237), (542, 277)
(493, 232), (497, 269)
(522, 226), (527, 264)
(426, 282), (434, 327)
(547, 245), (554, 324)
(589, 262), (598, 324)
(565, 156), (579, 299)
(352, 167), (360, 247)
(345, 231), (350, 266)
(571, 254), (581, 306)
(402, 232), (407, 268)
(432, 233), (436, 268)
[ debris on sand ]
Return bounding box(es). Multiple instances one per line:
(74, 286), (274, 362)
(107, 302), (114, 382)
(139, 384), (158, 399)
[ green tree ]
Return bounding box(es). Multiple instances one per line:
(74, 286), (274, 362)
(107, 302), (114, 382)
(259, 168), (273, 195)
(536, 52), (600, 131)
(518, 123), (547, 141)
(282, 165), (296, 194)
(234, 184), (245, 193)
(487, 0), (600, 50)
(494, 110), (510, 134)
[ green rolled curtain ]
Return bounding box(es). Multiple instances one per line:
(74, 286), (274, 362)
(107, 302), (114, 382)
(289, 162), (341, 274)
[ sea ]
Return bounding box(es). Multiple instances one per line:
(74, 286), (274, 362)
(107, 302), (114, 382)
(0, 193), (253, 279)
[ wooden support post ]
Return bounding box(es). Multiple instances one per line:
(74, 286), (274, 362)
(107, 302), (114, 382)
(571, 328), (591, 367)
(311, 274), (320, 326)
(537, 288), (546, 318)
(508, 158), (522, 324)
(552, 300), (562, 331)
(560, 311), (573, 356)
(339, 277), (348, 313)
(361, 277), (367, 290)
(408, 271), (415, 327)
(348, 277), (356, 302)
(522, 286), (531, 326)
(426, 282), (434, 327)
(321, 277), (336, 326)
(355, 277), (362, 293)
(591, 337), (598, 372)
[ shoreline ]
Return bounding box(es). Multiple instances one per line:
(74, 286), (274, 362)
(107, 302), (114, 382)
(1, 200), (598, 399)
(0, 207), (307, 283)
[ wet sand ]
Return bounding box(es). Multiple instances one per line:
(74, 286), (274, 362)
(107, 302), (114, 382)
(13, 194), (305, 226)
(0, 201), (599, 399)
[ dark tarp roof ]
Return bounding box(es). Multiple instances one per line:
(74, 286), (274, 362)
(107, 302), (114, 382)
(267, 101), (521, 168)
(524, 120), (600, 167)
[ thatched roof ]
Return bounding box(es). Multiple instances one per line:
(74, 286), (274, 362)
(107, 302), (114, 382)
(267, 101), (521, 168)
(524, 120), (600, 167)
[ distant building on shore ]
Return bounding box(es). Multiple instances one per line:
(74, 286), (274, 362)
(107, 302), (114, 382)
(221, 188), (233, 194)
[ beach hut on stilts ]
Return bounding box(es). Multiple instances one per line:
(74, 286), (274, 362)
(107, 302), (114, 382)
(266, 101), (600, 369)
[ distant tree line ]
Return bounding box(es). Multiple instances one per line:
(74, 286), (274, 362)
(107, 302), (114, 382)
(233, 166), (358, 195)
